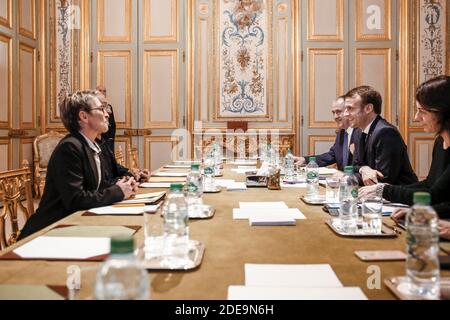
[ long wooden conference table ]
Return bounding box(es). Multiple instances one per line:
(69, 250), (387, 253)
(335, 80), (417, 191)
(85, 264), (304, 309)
(0, 163), (448, 300)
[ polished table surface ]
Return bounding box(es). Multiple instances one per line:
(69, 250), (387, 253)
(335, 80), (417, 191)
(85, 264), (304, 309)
(1, 164), (448, 300)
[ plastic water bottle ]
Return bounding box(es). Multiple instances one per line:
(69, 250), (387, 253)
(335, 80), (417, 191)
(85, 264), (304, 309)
(186, 164), (204, 217)
(213, 143), (222, 176)
(163, 183), (189, 264)
(203, 152), (215, 190)
(284, 149), (295, 181)
(405, 192), (440, 300)
(95, 235), (149, 300)
(306, 157), (319, 199)
(338, 166), (358, 233)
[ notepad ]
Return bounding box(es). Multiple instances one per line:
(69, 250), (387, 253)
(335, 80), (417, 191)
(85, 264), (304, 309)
(249, 214), (296, 226)
(319, 168), (338, 175)
(140, 182), (173, 188)
(245, 264), (343, 287)
(231, 160), (257, 166)
(13, 236), (110, 260)
(239, 202), (289, 210)
(88, 205), (159, 215)
(231, 168), (257, 174)
(281, 182), (307, 188)
(233, 208), (306, 220)
(228, 286), (367, 300)
(227, 182), (247, 191)
(215, 179), (236, 187)
(152, 172), (188, 177)
(164, 165), (191, 169)
(147, 177), (186, 183)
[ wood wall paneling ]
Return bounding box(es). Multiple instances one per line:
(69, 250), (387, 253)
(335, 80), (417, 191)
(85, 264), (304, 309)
(97, 0), (132, 43)
(19, 42), (36, 129)
(0, 0), (12, 28)
(144, 136), (178, 172)
(0, 33), (11, 128)
(144, 0), (178, 43)
(0, 138), (11, 172)
(308, 0), (343, 41)
(308, 135), (336, 155)
(18, 0), (36, 39)
(356, 0), (391, 41)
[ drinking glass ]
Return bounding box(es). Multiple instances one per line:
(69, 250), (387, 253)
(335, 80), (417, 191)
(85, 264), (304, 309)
(361, 196), (383, 234)
(326, 177), (340, 203)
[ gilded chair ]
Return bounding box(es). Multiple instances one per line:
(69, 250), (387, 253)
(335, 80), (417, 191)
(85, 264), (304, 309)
(128, 143), (139, 170)
(115, 145), (125, 166)
(0, 160), (34, 250)
(33, 131), (65, 197)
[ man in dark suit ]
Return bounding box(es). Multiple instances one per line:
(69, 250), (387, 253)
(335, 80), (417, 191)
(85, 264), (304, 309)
(295, 96), (361, 171)
(19, 91), (137, 240)
(344, 86), (418, 186)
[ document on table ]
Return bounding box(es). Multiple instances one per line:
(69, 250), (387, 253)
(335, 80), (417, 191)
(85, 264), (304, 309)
(227, 182), (247, 191)
(140, 182), (173, 188)
(281, 182), (307, 188)
(228, 286), (367, 300)
(239, 202), (289, 210)
(248, 213), (296, 226)
(88, 204), (160, 215)
(230, 160), (257, 166)
(13, 236), (110, 260)
(233, 208), (306, 220)
(231, 168), (257, 174)
(113, 192), (166, 205)
(152, 172), (188, 177)
(215, 179), (236, 188)
(319, 168), (338, 175)
(244, 264), (343, 288)
(164, 165), (191, 169)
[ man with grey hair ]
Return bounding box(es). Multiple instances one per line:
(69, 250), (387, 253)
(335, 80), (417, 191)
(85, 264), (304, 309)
(295, 96), (361, 171)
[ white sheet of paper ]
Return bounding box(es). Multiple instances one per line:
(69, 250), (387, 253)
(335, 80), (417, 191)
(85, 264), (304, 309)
(228, 286), (367, 300)
(139, 182), (173, 188)
(233, 208), (306, 220)
(88, 205), (159, 215)
(319, 168), (338, 175)
(281, 182), (307, 188)
(249, 213), (296, 226)
(227, 182), (247, 191)
(231, 160), (257, 165)
(231, 169), (256, 174)
(164, 165), (191, 169)
(237, 166), (257, 170)
(13, 236), (110, 260)
(174, 160), (200, 165)
(245, 264), (343, 288)
(239, 202), (288, 210)
(153, 172), (188, 177)
(215, 179), (236, 188)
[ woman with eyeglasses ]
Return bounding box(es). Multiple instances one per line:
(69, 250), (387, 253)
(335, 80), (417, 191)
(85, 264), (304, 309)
(359, 75), (450, 225)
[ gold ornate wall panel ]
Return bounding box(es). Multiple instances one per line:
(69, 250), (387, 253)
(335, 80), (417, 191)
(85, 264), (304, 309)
(356, 0), (391, 41)
(97, 0), (132, 43)
(143, 0), (178, 43)
(355, 48), (391, 121)
(308, 135), (336, 156)
(307, 0), (344, 41)
(18, 42), (36, 129)
(97, 50), (132, 128)
(114, 136), (132, 167)
(143, 50), (178, 129)
(0, 0), (12, 29)
(0, 139), (12, 171)
(18, 0), (36, 39)
(144, 136), (179, 172)
(0, 33), (12, 129)
(410, 135), (435, 180)
(19, 137), (34, 168)
(307, 48), (344, 129)
(276, 9), (288, 122)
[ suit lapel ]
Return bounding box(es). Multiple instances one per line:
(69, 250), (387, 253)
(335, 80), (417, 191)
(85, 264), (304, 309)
(74, 133), (100, 189)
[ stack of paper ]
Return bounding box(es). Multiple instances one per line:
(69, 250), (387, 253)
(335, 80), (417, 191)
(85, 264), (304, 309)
(113, 191), (165, 206)
(152, 171), (189, 177)
(281, 182), (307, 188)
(140, 182), (174, 188)
(233, 202), (306, 226)
(319, 168), (338, 175)
(226, 182), (247, 191)
(228, 264), (367, 300)
(230, 160), (257, 166)
(88, 204), (160, 215)
(231, 168), (257, 174)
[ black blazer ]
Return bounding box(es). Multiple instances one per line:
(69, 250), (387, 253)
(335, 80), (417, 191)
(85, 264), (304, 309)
(353, 115), (418, 186)
(98, 137), (131, 186)
(306, 128), (362, 171)
(19, 132), (124, 240)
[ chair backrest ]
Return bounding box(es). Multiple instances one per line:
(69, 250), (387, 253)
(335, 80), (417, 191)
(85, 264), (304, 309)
(115, 145), (125, 166)
(33, 131), (64, 197)
(128, 143), (139, 170)
(0, 160), (34, 250)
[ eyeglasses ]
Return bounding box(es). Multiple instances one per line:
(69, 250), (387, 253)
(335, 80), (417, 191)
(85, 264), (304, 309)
(89, 105), (111, 114)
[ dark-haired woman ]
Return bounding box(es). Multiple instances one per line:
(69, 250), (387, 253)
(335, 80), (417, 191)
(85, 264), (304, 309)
(359, 75), (450, 221)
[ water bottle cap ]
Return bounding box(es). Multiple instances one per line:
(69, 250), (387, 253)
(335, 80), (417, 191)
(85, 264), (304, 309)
(344, 166), (353, 173)
(191, 164), (200, 170)
(287, 149), (292, 154)
(413, 192), (431, 205)
(110, 235), (134, 254)
(170, 183), (183, 191)
(309, 156), (316, 162)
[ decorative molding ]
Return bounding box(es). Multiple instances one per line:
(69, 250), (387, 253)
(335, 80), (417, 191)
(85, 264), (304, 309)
(411, 135), (435, 180)
(308, 135), (336, 155)
(97, 0), (132, 43)
(214, 0), (273, 121)
(0, 138), (12, 171)
(18, 0), (36, 39)
(19, 137), (34, 167)
(114, 136), (131, 167)
(307, 48), (344, 129)
(144, 136), (179, 172)
(143, 0), (178, 43)
(197, 14), (210, 122)
(276, 16), (289, 122)
(97, 50), (132, 129)
(0, 33), (12, 129)
(0, 0), (12, 29)
(19, 42), (36, 129)
(307, 0), (344, 41)
(143, 49), (179, 129)
(356, 0), (391, 41)
(355, 48), (392, 122)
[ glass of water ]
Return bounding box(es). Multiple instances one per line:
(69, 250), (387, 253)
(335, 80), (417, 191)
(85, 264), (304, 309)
(326, 176), (340, 203)
(361, 196), (383, 234)
(295, 163), (307, 181)
(143, 208), (165, 258)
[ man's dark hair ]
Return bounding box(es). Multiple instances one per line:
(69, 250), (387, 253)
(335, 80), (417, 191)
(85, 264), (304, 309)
(345, 86), (382, 114)
(416, 75), (450, 135)
(59, 90), (97, 133)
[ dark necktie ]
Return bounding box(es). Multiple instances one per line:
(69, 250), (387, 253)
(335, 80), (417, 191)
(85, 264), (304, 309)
(361, 132), (368, 162)
(342, 131), (349, 167)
